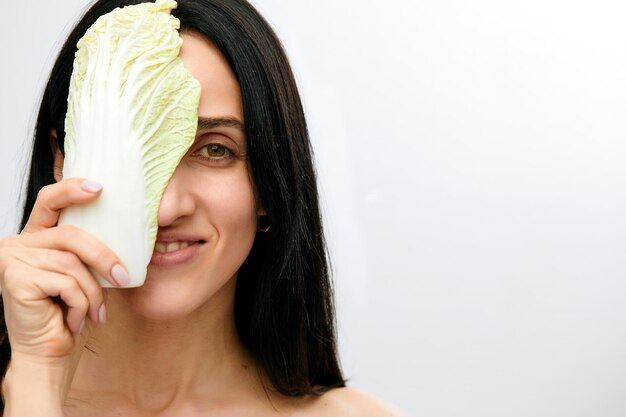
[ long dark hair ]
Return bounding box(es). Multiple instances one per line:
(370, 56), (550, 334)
(0, 0), (345, 408)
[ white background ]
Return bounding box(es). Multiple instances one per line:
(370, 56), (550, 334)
(2, 1), (626, 416)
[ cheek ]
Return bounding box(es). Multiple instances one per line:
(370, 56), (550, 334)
(200, 169), (258, 232)
(197, 168), (258, 265)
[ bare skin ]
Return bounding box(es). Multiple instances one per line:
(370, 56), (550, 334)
(0, 33), (408, 417)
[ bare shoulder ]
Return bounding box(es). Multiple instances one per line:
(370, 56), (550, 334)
(306, 386), (409, 417)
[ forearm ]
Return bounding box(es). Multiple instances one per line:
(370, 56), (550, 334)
(2, 358), (68, 417)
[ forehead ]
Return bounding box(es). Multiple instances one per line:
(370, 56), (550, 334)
(179, 33), (243, 123)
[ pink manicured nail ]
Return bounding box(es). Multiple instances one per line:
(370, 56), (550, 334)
(80, 180), (103, 193)
(98, 304), (107, 324)
(78, 319), (85, 334)
(111, 264), (130, 287)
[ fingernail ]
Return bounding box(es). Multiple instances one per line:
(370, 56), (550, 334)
(80, 180), (103, 193)
(111, 264), (130, 287)
(78, 319), (85, 334)
(98, 304), (107, 324)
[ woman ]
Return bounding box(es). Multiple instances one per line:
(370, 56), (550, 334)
(0, 0), (406, 415)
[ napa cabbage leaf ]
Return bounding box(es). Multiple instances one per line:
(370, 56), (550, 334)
(58, 0), (201, 287)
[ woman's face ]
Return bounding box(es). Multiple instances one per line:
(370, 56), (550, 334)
(116, 33), (260, 320)
(51, 33), (259, 320)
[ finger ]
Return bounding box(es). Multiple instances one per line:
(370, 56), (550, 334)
(21, 178), (103, 234)
(11, 247), (106, 323)
(33, 271), (90, 333)
(18, 225), (129, 287)
(3, 263), (89, 334)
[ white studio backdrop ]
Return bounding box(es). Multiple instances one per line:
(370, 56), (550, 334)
(2, 1), (626, 416)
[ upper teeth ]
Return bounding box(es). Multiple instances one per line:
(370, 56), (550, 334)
(154, 241), (193, 253)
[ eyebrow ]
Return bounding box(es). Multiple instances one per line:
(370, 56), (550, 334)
(197, 116), (244, 131)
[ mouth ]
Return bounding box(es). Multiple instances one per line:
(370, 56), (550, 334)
(149, 240), (206, 267)
(153, 240), (206, 254)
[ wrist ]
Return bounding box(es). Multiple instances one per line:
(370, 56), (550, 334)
(3, 356), (68, 416)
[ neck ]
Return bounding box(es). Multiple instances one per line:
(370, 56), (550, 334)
(69, 281), (264, 411)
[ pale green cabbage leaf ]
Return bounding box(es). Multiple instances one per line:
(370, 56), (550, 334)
(58, 0), (201, 287)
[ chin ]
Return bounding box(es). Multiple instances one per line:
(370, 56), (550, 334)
(114, 270), (238, 322)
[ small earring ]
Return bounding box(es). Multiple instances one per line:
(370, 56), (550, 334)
(258, 216), (271, 233)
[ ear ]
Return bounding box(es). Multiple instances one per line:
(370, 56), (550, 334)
(254, 189), (266, 216)
(49, 128), (64, 183)
(255, 198), (267, 217)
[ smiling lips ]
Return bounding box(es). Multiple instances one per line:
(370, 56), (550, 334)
(150, 234), (206, 266)
(154, 241), (195, 253)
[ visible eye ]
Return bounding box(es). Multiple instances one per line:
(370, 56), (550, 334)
(193, 143), (235, 162)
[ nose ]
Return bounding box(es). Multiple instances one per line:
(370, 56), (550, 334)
(156, 165), (196, 227)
